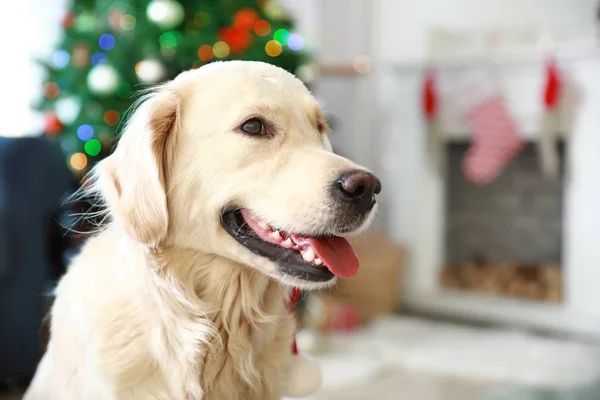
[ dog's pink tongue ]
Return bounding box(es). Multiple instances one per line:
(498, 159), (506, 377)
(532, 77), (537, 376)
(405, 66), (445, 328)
(290, 235), (359, 278)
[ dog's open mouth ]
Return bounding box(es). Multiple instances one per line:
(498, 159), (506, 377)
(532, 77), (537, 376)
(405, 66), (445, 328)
(221, 209), (359, 282)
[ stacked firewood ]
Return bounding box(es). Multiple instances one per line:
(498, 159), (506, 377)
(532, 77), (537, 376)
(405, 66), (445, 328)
(440, 260), (562, 303)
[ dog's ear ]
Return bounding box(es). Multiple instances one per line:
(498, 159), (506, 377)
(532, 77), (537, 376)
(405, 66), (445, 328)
(98, 89), (179, 247)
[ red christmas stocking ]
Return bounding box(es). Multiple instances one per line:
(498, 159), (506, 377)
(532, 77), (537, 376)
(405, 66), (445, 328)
(455, 68), (525, 185)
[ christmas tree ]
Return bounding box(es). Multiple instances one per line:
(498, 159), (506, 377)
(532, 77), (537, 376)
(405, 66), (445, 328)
(40, 0), (309, 175)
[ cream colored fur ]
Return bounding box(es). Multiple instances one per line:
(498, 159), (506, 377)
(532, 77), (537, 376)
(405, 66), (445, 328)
(24, 61), (375, 400)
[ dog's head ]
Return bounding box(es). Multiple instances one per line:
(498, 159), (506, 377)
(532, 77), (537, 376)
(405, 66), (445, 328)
(96, 61), (381, 290)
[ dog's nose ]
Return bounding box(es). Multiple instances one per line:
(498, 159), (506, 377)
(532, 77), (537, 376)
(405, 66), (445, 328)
(335, 170), (382, 202)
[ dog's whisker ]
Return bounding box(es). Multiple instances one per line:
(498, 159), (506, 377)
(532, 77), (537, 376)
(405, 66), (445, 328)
(234, 221), (250, 238)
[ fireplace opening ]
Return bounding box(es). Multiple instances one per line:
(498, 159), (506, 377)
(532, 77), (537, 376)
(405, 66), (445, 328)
(440, 142), (565, 303)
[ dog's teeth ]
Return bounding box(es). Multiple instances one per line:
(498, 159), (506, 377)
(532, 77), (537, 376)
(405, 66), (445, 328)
(282, 238), (293, 247)
(314, 258), (322, 266)
(294, 245), (300, 250)
(303, 247), (315, 263)
(270, 231), (282, 241)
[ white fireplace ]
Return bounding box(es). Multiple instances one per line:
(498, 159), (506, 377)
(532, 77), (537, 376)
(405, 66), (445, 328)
(376, 43), (600, 338)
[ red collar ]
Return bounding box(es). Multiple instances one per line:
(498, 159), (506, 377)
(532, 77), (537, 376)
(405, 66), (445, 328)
(289, 287), (301, 354)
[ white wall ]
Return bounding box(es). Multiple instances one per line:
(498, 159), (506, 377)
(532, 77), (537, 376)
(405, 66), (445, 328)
(0, 0), (35, 136)
(560, 57), (600, 318)
(310, 0), (377, 169)
(377, 0), (598, 62)
(0, 0), (67, 136)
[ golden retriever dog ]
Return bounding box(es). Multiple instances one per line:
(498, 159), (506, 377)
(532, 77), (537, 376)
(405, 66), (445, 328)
(24, 61), (381, 400)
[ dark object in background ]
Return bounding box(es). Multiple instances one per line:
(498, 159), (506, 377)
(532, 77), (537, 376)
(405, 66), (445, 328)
(0, 136), (72, 389)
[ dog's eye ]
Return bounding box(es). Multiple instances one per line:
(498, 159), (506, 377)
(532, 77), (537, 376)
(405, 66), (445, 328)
(241, 118), (264, 135)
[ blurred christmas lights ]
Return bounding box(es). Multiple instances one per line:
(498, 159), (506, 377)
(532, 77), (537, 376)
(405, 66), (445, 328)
(159, 31), (181, 49)
(75, 12), (96, 33)
(219, 27), (251, 53)
(55, 97), (81, 124)
(77, 124), (94, 141)
(233, 8), (259, 30)
(43, 112), (63, 135)
(265, 40), (282, 57)
(147, 0), (184, 29)
(120, 14), (136, 31)
(44, 82), (60, 99)
(52, 50), (70, 68)
(87, 64), (120, 96)
(135, 59), (166, 83)
(99, 34), (116, 51)
(197, 45), (214, 62)
(108, 9), (125, 30)
(70, 152), (88, 171)
(84, 139), (102, 156)
(264, 2), (286, 21)
(213, 41), (230, 58)
(72, 44), (90, 68)
(287, 34), (304, 51)
(104, 110), (120, 126)
(273, 29), (290, 46)
(91, 52), (108, 65)
(61, 12), (74, 28)
(253, 20), (271, 36)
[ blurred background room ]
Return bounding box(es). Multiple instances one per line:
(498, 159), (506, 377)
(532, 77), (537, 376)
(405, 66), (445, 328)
(2, 0), (600, 399)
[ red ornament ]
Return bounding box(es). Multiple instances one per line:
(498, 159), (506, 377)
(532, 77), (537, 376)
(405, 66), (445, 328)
(544, 60), (562, 110)
(44, 113), (63, 135)
(422, 70), (437, 121)
(61, 12), (74, 29)
(253, 19), (271, 36)
(233, 8), (259, 31)
(219, 27), (252, 54)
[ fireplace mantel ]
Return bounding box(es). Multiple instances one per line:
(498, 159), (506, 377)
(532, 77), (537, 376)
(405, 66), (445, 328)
(377, 46), (600, 338)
